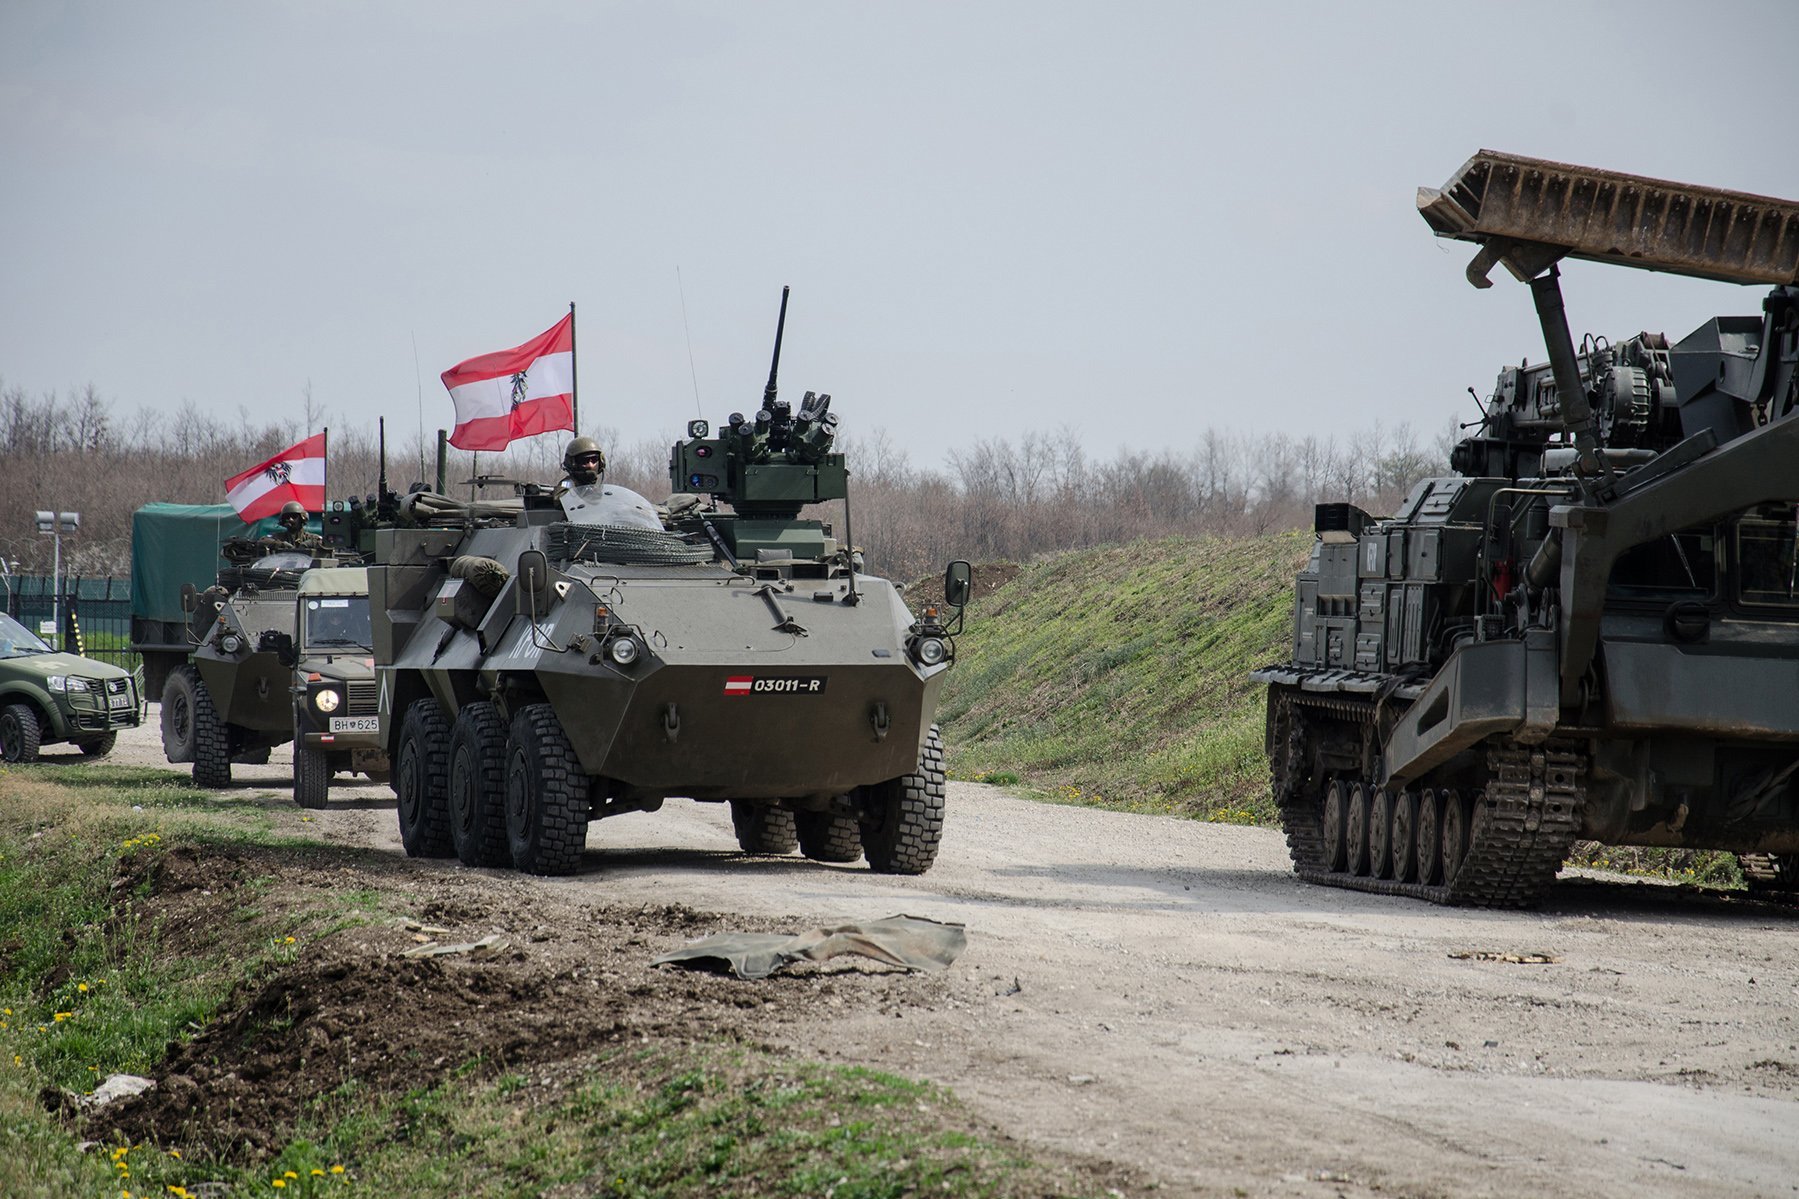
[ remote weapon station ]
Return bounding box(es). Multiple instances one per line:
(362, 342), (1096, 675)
(372, 289), (971, 876)
(1254, 152), (1799, 906)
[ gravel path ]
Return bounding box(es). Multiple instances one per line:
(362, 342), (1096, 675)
(101, 714), (1799, 1198)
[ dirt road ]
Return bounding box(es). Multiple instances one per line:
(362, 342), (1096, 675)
(106, 718), (1799, 1198)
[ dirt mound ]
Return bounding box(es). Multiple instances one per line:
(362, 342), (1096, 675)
(88, 845), (944, 1160)
(905, 560), (1022, 613)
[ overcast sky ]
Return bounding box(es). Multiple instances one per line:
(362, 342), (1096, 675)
(4, 0), (1796, 469)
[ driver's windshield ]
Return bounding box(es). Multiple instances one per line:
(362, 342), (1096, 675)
(301, 596), (373, 651)
(0, 612), (53, 658)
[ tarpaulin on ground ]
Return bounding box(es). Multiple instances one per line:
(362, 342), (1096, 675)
(129, 503), (274, 623)
(651, 915), (968, 980)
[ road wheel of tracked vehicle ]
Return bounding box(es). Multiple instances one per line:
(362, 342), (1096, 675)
(449, 702), (510, 867)
(1390, 789), (1419, 884)
(1739, 853), (1799, 896)
(1415, 789), (1444, 885)
(0, 702), (42, 764)
(730, 801), (798, 855)
(293, 739), (332, 809)
(860, 725), (946, 876)
(75, 732), (118, 759)
(505, 703), (588, 876)
(395, 698), (453, 858)
(1441, 788), (1472, 884)
(1320, 779), (1349, 872)
(796, 809), (863, 863)
(1345, 782), (1373, 877)
(1369, 787), (1395, 880)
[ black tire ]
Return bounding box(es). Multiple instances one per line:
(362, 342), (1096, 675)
(1321, 778), (1349, 872)
(395, 698), (453, 857)
(0, 702), (43, 764)
(75, 732), (118, 759)
(730, 800), (798, 855)
(1390, 789), (1418, 883)
(1369, 788), (1394, 880)
(183, 669), (231, 789)
(1415, 788), (1444, 885)
(160, 667), (199, 763)
(293, 738), (331, 809)
(1441, 788), (1472, 883)
(504, 703), (588, 876)
(796, 809), (863, 863)
(1346, 782), (1372, 877)
(449, 702), (510, 866)
(860, 725), (946, 875)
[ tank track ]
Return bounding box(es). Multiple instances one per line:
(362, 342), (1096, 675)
(1272, 689), (1585, 908)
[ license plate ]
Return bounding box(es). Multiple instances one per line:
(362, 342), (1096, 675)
(107, 693), (131, 710)
(329, 715), (379, 733)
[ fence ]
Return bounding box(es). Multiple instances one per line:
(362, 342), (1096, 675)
(0, 575), (137, 672)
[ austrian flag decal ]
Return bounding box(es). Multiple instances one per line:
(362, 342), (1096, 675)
(723, 675), (828, 696)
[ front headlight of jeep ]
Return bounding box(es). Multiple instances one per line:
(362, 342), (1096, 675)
(312, 688), (342, 714)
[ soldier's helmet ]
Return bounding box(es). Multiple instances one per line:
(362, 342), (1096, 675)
(278, 500), (307, 530)
(564, 436), (605, 484)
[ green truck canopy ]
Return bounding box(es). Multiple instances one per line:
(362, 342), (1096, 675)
(129, 503), (280, 623)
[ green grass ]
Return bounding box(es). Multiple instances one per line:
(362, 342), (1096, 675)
(940, 533), (1307, 821)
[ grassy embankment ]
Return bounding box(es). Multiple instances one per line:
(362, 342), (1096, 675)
(0, 763), (1112, 1198)
(935, 532), (1746, 886)
(937, 532), (1308, 823)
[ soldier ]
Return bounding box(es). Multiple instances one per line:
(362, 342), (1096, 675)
(269, 501), (323, 552)
(553, 436), (606, 501)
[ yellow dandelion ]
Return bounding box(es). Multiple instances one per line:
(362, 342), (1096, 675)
(78, 982), (89, 992)
(1, 1021), (8, 1030)
(272, 1181), (286, 1190)
(169, 1149), (181, 1158)
(311, 1169), (325, 1176)
(284, 1171), (299, 1180)
(14, 1055), (22, 1066)
(283, 936), (296, 944)
(54, 1012), (72, 1022)
(169, 1188), (190, 1197)
(3, 1007), (11, 1015)
(330, 1165), (345, 1174)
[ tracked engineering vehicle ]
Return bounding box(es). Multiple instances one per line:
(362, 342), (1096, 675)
(1253, 152), (1799, 907)
(372, 290), (971, 876)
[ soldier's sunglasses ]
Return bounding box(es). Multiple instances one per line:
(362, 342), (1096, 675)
(574, 454), (602, 464)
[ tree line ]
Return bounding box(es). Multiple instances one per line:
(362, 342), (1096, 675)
(0, 380), (1452, 583)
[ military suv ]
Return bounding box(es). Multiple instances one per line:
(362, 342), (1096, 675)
(0, 612), (142, 762)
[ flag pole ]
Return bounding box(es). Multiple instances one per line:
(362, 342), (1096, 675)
(569, 301), (579, 435)
(322, 426), (329, 513)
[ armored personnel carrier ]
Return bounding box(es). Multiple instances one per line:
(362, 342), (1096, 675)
(135, 507), (388, 800)
(1253, 152), (1799, 906)
(372, 290), (971, 876)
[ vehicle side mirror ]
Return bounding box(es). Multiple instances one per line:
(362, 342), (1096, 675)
(263, 629), (297, 669)
(516, 548), (552, 617)
(943, 560), (973, 609)
(179, 583), (198, 614)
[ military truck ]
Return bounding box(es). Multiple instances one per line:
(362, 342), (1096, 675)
(1253, 152), (1799, 906)
(372, 289), (971, 876)
(132, 504), (387, 800)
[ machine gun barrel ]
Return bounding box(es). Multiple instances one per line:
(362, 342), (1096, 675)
(763, 285), (790, 409)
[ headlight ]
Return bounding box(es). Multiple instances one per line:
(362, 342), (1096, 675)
(66, 676), (90, 692)
(913, 636), (949, 667)
(220, 634), (244, 654)
(312, 688), (342, 713)
(47, 676), (65, 691)
(608, 636), (642, 666)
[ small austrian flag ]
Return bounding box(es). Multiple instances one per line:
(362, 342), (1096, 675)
(723, 676), (753, 697)
(442, 313), (575, 451)
(223, 432), (327, 521)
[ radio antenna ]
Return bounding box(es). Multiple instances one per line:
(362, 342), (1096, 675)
(676, 266), (704, 418)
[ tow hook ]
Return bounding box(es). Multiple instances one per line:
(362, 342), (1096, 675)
(870, 701), (890, 742)
(662, 702), (680, 744)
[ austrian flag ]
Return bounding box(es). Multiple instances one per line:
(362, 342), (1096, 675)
(223, 432), (327, 521)
(442, 313), (575, 451)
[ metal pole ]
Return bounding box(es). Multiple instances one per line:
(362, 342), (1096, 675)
(51, 530), (61, 651)
(568, 301), (579, 435)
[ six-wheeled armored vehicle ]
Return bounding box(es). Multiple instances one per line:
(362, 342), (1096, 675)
(1254, 152), (1799, 906)
(372, 290), (971, 876)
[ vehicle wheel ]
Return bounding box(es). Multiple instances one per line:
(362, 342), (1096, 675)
(181, 669), (232, 788)
(1346, 782), (1373, 877)
(293, 739), (331, 809)
(0, 702), (43, 764)
(74, 732), (118, 759)
(1441, 788), (1472, 883)
(730, 800), (798, 855)
(796, 809), (863, 863)
(449, 702), (510, 866)
(1740, 853), (1799, 895)
(395, 698), (453, 857)
(1321, 778), (1349, 872)
(1415, 788), (1444, 885)
(160, 667), (199, 763)
(504, 703), (588, 876)
(1369, 788), (1395, 880)
(1390, 789), (1418, 883)
(860, 725), (946, 875)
